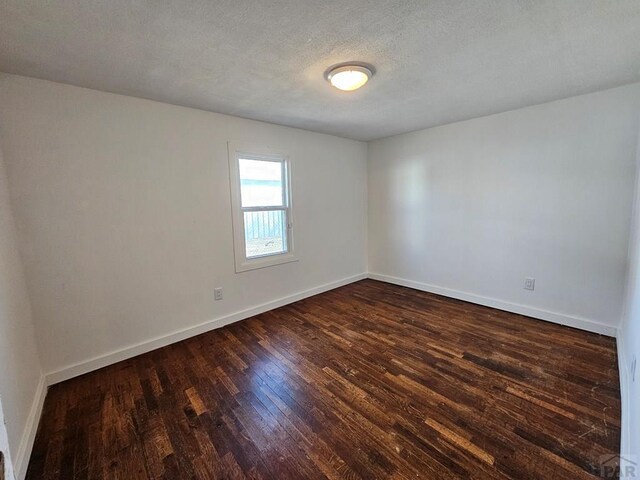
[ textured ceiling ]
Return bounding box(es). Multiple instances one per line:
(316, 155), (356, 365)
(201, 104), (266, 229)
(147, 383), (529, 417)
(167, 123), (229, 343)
(1, 1), (640, 141)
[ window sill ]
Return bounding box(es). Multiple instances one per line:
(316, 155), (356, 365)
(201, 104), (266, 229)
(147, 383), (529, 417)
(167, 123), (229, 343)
(235, 253), (298, 273)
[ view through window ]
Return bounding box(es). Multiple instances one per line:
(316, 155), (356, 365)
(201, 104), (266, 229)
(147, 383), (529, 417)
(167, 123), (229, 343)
(239, 157), (289, 259)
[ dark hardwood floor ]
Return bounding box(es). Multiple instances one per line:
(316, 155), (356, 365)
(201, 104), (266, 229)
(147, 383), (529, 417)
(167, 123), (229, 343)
(27, 280), (620, 479)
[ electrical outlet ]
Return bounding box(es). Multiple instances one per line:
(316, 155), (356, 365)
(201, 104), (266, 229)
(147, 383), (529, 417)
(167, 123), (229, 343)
(214, 287), (223, 301)
(524, 277), (535, 291)
(632, 355), (637, 383)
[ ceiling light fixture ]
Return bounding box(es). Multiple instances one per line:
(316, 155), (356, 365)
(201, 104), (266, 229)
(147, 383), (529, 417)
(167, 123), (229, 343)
(326, 64), (373, 91)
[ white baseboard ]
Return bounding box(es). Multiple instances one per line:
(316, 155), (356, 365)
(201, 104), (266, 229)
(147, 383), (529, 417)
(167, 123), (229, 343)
(368, 273), (617, 337)
(617, 333), (631, 461)
(13, 375), (47, 480)
(45, 273), (367, 385)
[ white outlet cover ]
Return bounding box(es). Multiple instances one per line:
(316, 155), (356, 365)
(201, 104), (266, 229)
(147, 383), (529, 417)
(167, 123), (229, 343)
(524, 278), (535, 291)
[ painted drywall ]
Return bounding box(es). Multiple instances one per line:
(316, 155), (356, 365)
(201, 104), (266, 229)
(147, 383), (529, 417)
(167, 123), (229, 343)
(368, 82), (640, 333)
(0, 139), (43, 478)
(0, 74), (367, 377)
(619, 120), (640, 472)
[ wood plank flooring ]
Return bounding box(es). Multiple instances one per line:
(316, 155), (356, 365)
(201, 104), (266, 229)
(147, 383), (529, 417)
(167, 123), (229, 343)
(26, 280), (621, 479)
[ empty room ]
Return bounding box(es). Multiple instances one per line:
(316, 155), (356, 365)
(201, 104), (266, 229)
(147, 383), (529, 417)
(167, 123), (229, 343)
(1, 1), (640, 479)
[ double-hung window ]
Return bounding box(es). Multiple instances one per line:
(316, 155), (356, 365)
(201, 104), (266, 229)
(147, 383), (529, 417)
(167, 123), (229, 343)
(228, 143), (296, 272)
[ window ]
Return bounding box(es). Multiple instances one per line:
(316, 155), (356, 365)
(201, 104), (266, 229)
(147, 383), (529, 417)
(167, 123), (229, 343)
(228, 143), (296, 272)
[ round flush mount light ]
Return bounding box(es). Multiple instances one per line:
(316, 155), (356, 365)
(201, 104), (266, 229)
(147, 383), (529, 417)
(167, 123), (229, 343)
(326, 64), (373, 91)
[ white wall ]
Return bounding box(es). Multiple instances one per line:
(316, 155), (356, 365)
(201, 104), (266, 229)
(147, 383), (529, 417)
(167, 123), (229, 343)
(0, 139), (43, 479)
(368, 83), (640, 334)
(0, 74), (368, 380)
(620, 120), (640, 471)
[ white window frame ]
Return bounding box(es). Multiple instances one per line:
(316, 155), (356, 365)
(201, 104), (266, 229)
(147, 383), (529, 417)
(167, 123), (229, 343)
(228, 142), (297, 273)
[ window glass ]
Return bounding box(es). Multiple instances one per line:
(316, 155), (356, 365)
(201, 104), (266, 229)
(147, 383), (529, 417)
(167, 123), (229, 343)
(243, 210), (287, 258)
(239, 158), (283, 207)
